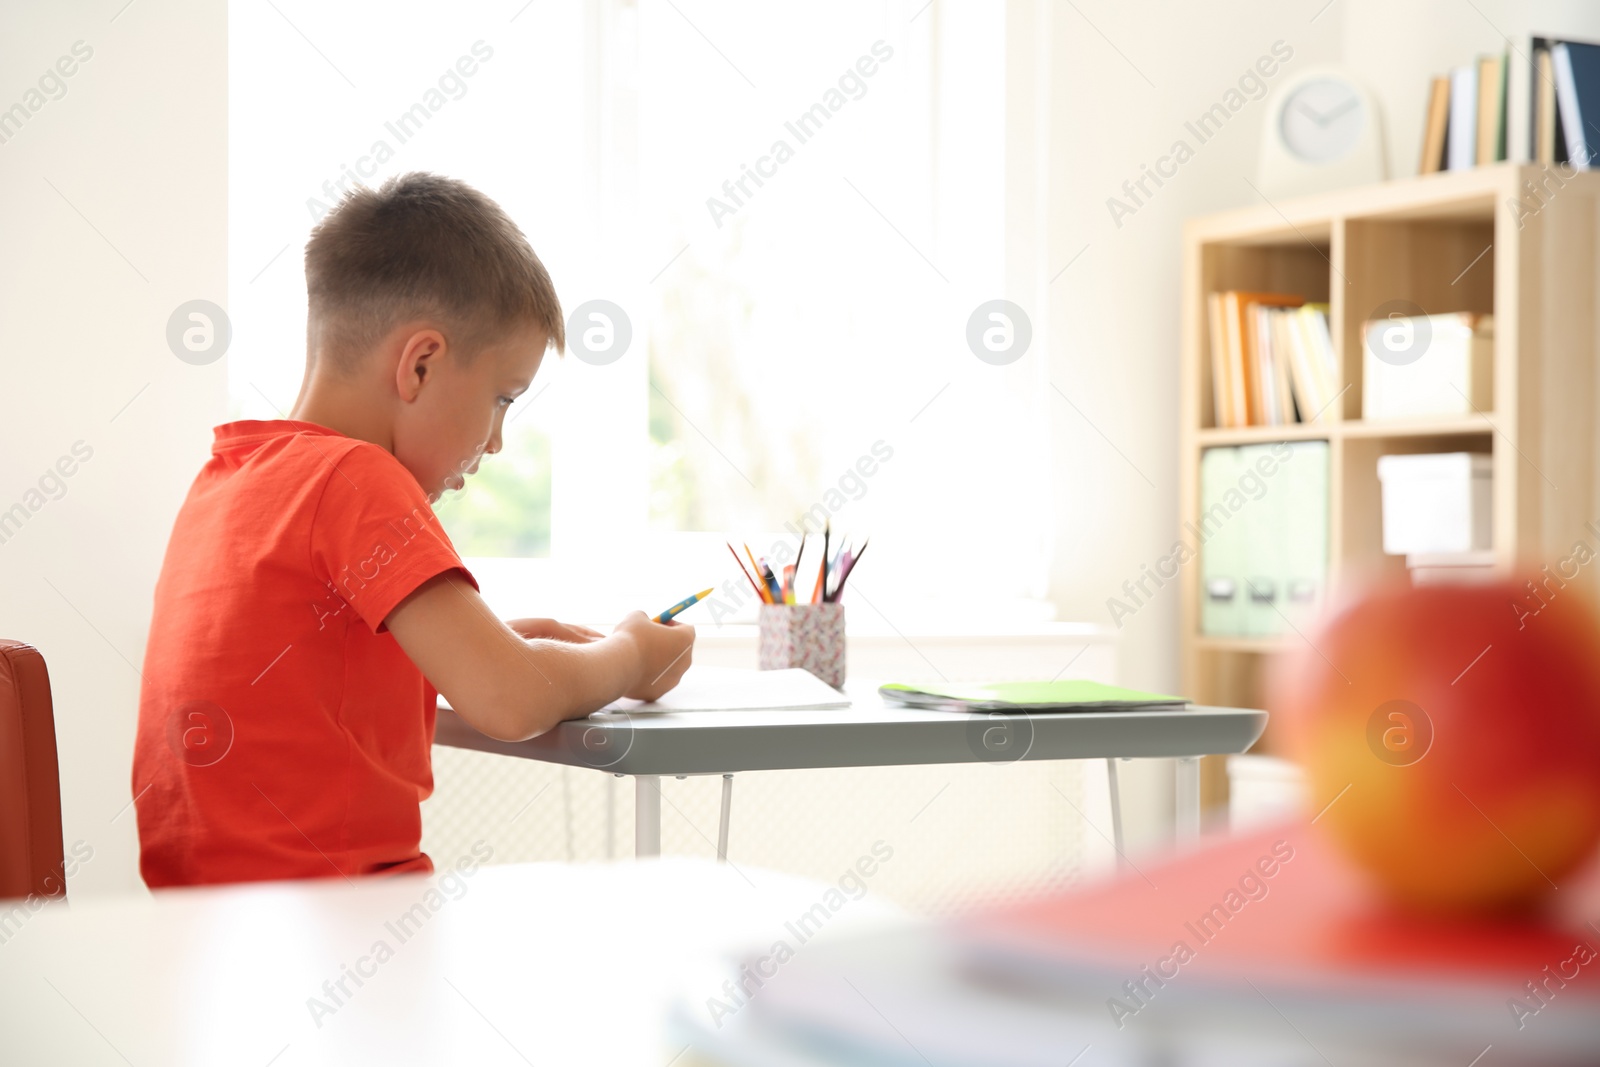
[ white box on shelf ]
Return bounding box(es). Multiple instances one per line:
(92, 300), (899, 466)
(1405, 549), (1499, 585)
(1377, 452), (1492, 555)
(1362, 313), (1492, 421)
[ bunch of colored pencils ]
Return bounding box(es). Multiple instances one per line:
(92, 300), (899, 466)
(727, 519), (868, 606)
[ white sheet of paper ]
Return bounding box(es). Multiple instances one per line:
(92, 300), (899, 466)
(601, 666), (850, 713)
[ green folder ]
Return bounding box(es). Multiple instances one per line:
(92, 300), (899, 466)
(878, 680), (1186, 713)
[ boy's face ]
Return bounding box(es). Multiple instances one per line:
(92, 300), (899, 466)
(392, 322), (548, 505)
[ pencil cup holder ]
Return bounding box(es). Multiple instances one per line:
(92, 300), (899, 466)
(758, 603), (846, 689)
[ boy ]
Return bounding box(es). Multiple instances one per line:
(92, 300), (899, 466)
(132, 173), (694, 887)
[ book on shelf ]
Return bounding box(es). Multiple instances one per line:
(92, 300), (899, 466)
(1476, 53), (1507, 165)
(1536, 46), (1558, 164)
(1447, 63), (1479, 170)
(1206, 294), (1336, 428)
(1552, 39), (1600, 169)
(1254, 303), (1294, 425)
(1206, 292), (1232, 426)
(1419, 75), (1450, 174)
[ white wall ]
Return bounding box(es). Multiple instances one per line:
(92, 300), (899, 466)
(0, 0), (227, 897)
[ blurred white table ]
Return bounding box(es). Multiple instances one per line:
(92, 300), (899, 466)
(0, 858), (901, 1066)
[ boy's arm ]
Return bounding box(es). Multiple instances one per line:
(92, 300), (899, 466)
(384, 572), (694, 742)
(505, 618), (605, 643)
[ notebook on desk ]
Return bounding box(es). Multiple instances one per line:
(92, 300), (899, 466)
(601, 665), (850, 713)
(879, 679), (1186, 713)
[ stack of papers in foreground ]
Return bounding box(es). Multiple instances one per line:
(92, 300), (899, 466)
(676, 825), (1600, 1065)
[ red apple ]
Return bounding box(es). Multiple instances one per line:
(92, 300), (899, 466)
(1271, 575), (1600, 913)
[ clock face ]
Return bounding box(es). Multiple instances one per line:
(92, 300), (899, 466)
(1279, 78), (1366, 164)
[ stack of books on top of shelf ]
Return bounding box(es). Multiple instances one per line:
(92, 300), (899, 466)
(1418, 37), (1600, 174)
(1418, 50), (1508, 174)
(1206, 292), (1336, 429)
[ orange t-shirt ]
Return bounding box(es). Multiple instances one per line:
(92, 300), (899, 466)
(133, 419), (475, 888)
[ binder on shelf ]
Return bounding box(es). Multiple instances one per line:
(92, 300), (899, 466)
(1279, 440), (1331, 633)
(1239, 446), (1285, 638)
(1199, 446), (1247, 636)
(1200, 442), (1329, 638)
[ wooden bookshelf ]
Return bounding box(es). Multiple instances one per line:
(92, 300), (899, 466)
(1180, 163), (1600, 804)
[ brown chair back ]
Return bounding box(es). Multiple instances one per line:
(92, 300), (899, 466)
(0, 640), (66, 900)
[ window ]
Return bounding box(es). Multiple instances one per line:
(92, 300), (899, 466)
(229, 0), (1053, 626)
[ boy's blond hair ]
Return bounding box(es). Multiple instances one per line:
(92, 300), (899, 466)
(304, 172), (564, 372)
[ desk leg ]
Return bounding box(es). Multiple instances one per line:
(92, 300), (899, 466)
(717, 774), (733, 863)
(1105, 758), (1125, 865)
(635, 775), (661, 858)
(1175, 756), (1200, 844)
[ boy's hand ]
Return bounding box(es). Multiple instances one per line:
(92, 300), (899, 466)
(613, 610), (694, 702)
(506, 618), (604, 643)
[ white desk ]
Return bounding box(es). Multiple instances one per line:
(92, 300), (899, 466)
(427, 618), (1125, 876)
(435, 682), (1267, 861)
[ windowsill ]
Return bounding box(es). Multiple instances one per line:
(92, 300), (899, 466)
(464, 554), (1093, 640)
(691, 622), (1113, 646)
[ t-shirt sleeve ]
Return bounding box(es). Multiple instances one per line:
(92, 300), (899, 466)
(308, 442), (478, 633)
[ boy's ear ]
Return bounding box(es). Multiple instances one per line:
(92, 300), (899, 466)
(395, 328), (447, 402)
